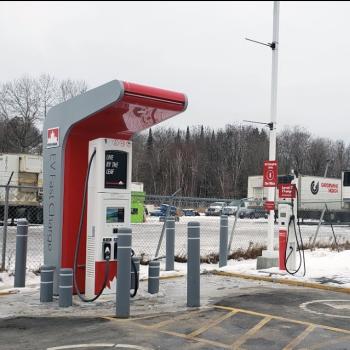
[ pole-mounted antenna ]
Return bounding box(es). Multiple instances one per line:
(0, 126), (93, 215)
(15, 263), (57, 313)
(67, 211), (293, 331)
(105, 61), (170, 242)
(245, 38), (276, 50)
(243, 120), (274, 131)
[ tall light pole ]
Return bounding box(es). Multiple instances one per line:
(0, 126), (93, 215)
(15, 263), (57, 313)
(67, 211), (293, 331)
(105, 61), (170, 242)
(246, 1), (280, 266)
(267, 1), (280, 253)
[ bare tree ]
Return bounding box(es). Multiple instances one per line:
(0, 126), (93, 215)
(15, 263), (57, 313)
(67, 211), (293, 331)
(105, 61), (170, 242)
(39, 74), (58, 119)
(59, 79), (88, 102)
(0, 75), (89, 153)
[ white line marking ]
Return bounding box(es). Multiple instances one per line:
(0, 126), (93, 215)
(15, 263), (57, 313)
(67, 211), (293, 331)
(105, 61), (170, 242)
(300, 299), (350, 319)
(115, 344), (154, 350)
(47, 344), (115, 349)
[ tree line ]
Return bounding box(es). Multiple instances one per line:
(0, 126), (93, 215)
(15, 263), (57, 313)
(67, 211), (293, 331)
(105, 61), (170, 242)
(132, 125), (350, 199)
(1, 75), (350, 199)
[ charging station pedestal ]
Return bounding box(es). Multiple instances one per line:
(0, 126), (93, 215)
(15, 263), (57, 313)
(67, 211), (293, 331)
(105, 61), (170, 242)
(278, 203), (296, 271)
(278, 181), (298, 272)
(85, 138), (132, 298)
(43, 80), (187, 294)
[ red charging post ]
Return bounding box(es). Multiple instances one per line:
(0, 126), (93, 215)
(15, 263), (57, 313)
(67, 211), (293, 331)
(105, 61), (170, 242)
(279, 229), (287, 270)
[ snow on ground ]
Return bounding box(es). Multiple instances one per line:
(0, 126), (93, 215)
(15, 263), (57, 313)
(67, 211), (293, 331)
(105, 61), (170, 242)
(0, 270), (39, 291)
(2, 248), (350, 291)
(219, 249), (350, 288)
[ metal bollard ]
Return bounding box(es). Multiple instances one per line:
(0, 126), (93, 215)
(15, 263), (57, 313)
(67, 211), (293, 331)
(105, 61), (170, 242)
(59, 268), (73, 307)
(130, 256), (140, 292)
(219, 215), (228, 268)
(116, 227), (132, 318)
(40, 265), (54, 302)
(166, 218), (175, 271)
(14, 219), (28, 288)
(148, 260), (160, 294)
(187, 221), (200, 307)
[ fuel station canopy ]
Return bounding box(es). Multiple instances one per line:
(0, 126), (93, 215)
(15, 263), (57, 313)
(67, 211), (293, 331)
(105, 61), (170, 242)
(43, 80), (187, 292)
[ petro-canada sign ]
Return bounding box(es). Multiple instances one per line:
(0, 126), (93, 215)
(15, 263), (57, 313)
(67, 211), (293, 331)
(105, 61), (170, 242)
(47, 127), (59, 148)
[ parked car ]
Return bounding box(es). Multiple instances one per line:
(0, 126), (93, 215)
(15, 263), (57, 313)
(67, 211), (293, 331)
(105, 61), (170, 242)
(222, 199), (240, 216)
(238, 201), (268, 219)
(150, 204), (177, 217)
(182, 208), (200, 216)
(205, 202), (226, 216)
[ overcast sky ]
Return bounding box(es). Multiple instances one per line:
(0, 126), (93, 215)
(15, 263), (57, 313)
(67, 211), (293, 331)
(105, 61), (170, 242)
(1, 1), (350, 142)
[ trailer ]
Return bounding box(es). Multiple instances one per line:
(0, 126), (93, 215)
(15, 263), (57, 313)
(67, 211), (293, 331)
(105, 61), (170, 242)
(0, 153), (43, 224)
(0, 153), (146, 225)
(247, 172), (350, 222)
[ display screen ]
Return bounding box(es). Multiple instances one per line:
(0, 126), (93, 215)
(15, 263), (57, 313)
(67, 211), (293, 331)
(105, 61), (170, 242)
(106, 207), (125, 223)
(105, 150), (127, 189)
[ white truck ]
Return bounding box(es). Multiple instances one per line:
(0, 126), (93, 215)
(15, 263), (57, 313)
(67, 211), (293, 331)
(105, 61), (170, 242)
(247, 172), (350, 222)
(0, 154), (43, 224)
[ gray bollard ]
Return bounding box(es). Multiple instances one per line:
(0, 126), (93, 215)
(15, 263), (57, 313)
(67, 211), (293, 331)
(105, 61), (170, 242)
(187, 221), (200, 307)
(166, 218), (175, 271)
(219, 215), (228, 268)
(40, 265), (54, 302)
(116, 228), (132, 318)
(130, 256), (140, 292)
(14, 219), (28, 288)
(148, 260), (160, 294)
(59, 268), (73, 307)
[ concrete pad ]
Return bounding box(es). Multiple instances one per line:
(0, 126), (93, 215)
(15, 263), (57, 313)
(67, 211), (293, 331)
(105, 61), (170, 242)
(256, 256), (279, 269)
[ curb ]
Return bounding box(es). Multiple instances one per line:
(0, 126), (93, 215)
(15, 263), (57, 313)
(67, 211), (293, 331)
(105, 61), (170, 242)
(0, 290), (19, 297)
(140, 273), (185, 282)
(212, 270), (350, 294)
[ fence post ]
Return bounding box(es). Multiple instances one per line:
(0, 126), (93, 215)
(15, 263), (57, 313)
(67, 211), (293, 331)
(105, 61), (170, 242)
(219, 215), (228, 268)
(166, 218), (175, 271)
(116, 227), (132, 318)
(187, 221), (200, 307)
(154, 188), (181, 257)
(227, 199), (245, 254)
(14, 219), (28, 287)
(1, 185), (10, 271)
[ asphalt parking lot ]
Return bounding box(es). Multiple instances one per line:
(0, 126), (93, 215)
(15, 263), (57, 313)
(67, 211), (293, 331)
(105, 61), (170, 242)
(2, 276), (350, 350)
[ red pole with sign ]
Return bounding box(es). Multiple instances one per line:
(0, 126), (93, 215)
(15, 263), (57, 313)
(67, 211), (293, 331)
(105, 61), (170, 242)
(279, 229), (287, 270)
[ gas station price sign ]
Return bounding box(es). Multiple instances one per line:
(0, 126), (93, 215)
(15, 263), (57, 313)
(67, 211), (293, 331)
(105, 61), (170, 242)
(263, 160), (278, 187)
(104, 150), (127, 189)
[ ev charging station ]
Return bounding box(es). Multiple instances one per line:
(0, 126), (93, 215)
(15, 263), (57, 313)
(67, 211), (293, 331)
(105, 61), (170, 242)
(278, 176), (305, 274)
(43, 80), (187, 296)
(85, 138), (132, 298)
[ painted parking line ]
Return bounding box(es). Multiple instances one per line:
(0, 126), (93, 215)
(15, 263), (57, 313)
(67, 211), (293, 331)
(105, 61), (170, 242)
(282, 325), (316, 350)
(47, 344), (115, 349)
(231, 316), (272, 349)
(47, 345), (153, 350)
(106, 305), (350, 350)
(186, 310), (238, 338)
(106, 311), (231, 350)
(214, 305), (350, 335)
(298, 334), (350, 350)
(147, 308), (206, 329)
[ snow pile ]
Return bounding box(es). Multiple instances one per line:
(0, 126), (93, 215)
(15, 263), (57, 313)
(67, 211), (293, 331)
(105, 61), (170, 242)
(219, 249), (350, 288)
(0, 270), (39, 291)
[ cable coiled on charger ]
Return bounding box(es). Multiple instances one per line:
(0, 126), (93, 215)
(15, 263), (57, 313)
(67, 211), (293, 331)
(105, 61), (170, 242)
(284, 188), (306, 276)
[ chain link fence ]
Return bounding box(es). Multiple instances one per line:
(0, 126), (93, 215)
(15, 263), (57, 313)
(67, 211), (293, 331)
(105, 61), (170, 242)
(1, 185), (350, 271)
